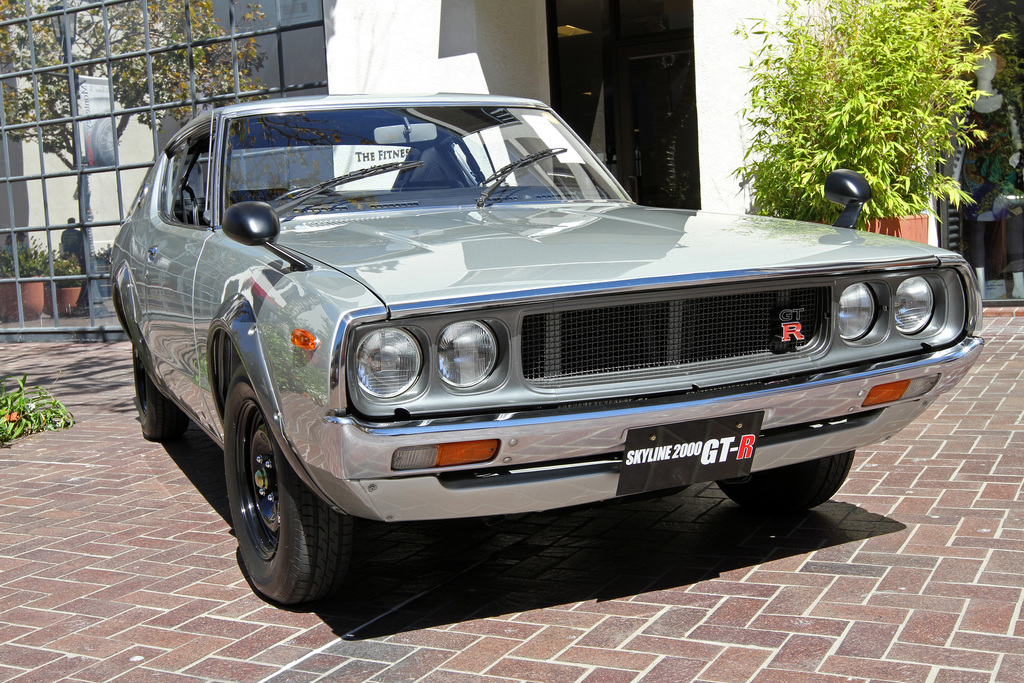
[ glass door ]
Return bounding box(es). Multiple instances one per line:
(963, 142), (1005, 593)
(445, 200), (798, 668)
(616, 39), (700, 209)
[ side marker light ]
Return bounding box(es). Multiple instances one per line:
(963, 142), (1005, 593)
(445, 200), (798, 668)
(291, 329), (319, 351)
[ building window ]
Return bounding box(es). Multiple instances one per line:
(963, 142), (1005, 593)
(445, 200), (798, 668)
(0, 0), (328, 337)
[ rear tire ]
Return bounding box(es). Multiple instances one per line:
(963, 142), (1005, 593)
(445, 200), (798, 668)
(133, 347), (189, 442)
(716, 450), (855, 513)
(223, 371), (351, 604)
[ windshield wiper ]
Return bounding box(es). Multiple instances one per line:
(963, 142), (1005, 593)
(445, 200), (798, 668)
(273, 159), (424, 215)
(476, 147), (565, 209)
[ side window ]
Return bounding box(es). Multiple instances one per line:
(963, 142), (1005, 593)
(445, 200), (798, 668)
(162, 137), (210, 226)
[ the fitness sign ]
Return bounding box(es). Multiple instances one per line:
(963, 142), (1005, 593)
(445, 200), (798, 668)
(616, 412), (764, 495)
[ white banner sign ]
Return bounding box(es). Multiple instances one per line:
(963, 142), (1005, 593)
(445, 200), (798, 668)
(77, 76), (115, 168)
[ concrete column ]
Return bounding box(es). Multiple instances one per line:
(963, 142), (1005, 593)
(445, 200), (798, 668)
(324, 0), (550, 102)
(693, 0), (783, 214)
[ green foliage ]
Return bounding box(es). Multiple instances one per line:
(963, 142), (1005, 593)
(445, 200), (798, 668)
(49, 251), (81, 277)
(738, 0), (990, 224)
(0, 375), (74, 446)
(0, 240), (49, 278)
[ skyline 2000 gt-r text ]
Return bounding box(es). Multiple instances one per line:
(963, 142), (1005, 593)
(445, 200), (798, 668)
(111, 94), (983, 604)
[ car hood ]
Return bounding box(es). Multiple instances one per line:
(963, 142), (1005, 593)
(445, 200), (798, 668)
(276, 203), (947, 313)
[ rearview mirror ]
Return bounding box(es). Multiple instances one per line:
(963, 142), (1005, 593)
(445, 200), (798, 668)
(374, 122), (437, 144)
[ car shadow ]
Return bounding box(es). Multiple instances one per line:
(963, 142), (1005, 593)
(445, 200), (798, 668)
(163, 429), (905, 640)
(317, 493), (904, 640)
(162, 427), (231, 522)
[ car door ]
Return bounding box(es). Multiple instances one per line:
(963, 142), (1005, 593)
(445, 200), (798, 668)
(139, 131), (215, 422)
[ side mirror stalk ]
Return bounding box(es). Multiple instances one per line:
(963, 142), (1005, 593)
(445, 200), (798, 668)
(264, 242), (313, 272)
(221, 201), (312, 272)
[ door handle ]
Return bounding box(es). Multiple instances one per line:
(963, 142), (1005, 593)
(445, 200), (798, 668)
(147, 246), (158, 261)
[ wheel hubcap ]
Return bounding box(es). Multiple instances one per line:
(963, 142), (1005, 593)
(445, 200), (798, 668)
(250, 438), (278, 531)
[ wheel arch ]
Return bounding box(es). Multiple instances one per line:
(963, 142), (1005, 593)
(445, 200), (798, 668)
(111, 260), (141, 342)
(207, 295), (336, 510)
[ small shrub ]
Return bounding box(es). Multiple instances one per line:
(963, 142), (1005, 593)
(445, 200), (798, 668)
(50, 251), (82, 277)
(0, 241), (49, 278)
(0, 375), (75, 446)
(738, 0), (990, 224)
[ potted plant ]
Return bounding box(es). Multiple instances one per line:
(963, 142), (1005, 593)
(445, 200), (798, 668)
(0, 240), (47, 322)
(737, 0), (990, 239)
(45, 251), (83, 318)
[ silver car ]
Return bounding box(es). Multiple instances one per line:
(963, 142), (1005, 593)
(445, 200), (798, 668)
(111, 94), (983, 604)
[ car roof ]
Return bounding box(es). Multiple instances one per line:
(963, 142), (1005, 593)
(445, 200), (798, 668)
(163, 93), (550, 152)
(213, 93), (549, 118)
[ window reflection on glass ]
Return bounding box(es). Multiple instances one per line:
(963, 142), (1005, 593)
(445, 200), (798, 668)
(0, 0), (327, 333)
(618, 0), (693, 38)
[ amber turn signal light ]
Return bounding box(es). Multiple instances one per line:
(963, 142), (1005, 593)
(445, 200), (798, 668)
(291, 328), (319, 351)
(391, 439), (500, 470)
(862, 379), (912, 407)
(436, 440), (500, 467)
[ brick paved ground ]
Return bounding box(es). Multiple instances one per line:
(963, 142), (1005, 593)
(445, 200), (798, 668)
(0, 315), (1021, 682)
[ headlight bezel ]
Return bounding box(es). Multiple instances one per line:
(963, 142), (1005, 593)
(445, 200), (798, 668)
(836, 272), (948, 346)
(349, 318), (509, 408)
(894, 275), (935, 335)
(353, 326), (424, 399)
(838, 282), (877, 341)
(437, 320), (499, 389)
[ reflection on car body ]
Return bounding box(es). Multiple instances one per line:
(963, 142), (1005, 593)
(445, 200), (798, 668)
(111, 95), (983, 604)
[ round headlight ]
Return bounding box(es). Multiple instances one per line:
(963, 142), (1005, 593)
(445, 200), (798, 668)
(895, 277), (933, 334)
(437, 321), (497, 388)
(839, 283), (876, 340)
(355, 328), (421, 398)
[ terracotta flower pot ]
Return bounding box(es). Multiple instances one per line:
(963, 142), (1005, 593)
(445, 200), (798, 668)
(43, 285), (83, 317)
(864, 215), (930, 244)
(0, 281), (44, 322)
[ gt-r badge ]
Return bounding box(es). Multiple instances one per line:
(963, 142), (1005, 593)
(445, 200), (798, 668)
(772, 306), (806, 352)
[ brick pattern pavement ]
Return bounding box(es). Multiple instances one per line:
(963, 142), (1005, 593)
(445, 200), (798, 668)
(0, 315), (1020, 682)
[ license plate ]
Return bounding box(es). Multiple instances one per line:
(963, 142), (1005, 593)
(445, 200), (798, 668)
(616, 411), (764, 496)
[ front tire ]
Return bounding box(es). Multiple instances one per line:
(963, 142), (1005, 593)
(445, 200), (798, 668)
(716, 450), (855, 513)
(223, 371), (351, 604)
(133, 346), (189, 442)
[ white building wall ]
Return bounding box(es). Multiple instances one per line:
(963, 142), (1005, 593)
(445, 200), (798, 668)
(324, 0), (550, 103)
(693, 0), (783, 214)
(323, 0), (778, 216)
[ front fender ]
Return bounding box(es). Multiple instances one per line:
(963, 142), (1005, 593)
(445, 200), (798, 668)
(207, 295), (337, 506)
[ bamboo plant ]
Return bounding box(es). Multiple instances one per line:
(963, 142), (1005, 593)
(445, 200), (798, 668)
(738, 0), (990, 225)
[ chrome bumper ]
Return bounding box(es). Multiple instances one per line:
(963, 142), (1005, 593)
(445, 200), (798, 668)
(308, 336), (982, 521)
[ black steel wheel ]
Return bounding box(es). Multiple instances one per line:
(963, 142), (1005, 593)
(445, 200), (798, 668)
(224, 371), (352, 604)
(234, 397), (280, 560)
(132, 346), (189, 442)
(716, 450), (855, 513)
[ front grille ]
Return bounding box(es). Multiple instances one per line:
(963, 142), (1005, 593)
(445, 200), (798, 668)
(521, 287), (829, 386)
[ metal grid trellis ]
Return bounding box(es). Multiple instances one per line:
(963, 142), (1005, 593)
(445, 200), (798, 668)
(0, 0), (328, 339)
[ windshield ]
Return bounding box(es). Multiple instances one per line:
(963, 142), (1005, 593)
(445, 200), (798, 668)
(222, 105), (627, 219)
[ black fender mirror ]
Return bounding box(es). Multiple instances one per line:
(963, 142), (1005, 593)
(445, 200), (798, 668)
(222, 201), (281, 246)
(825, 169), (872, 230)
(221, 201), (311, 271)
